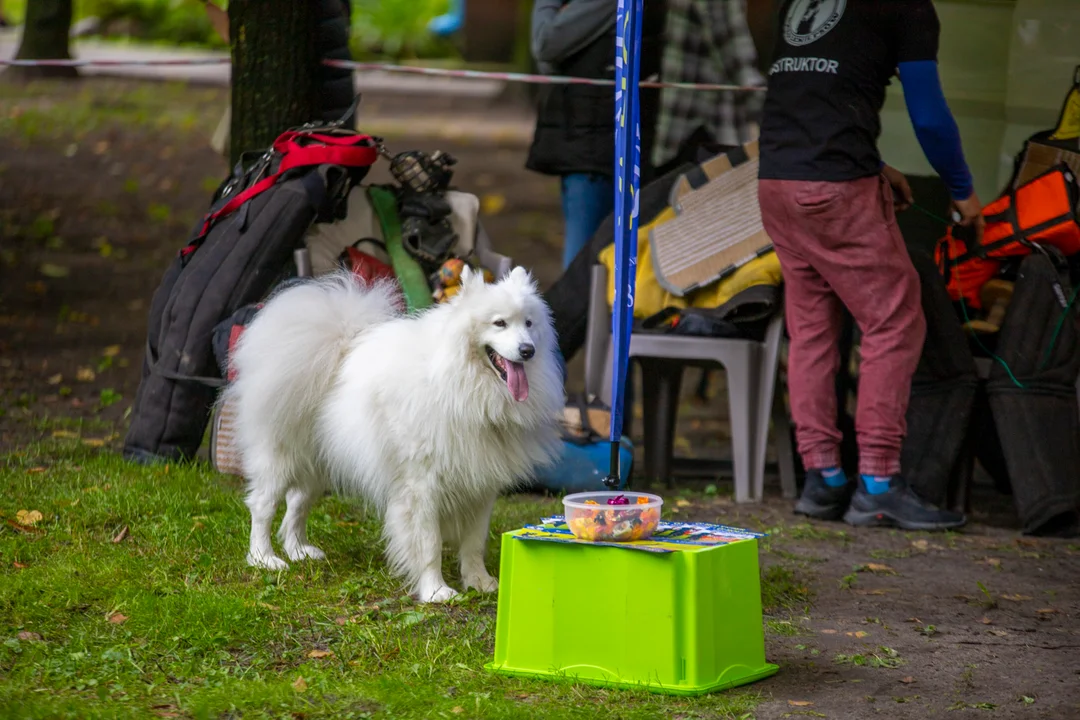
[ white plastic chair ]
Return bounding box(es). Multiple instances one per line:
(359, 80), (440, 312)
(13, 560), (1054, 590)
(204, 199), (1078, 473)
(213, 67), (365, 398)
(583, 265), (796, 503)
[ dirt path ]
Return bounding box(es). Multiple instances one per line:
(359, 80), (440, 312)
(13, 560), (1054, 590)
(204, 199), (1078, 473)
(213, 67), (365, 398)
(1, 77), (1077, 719)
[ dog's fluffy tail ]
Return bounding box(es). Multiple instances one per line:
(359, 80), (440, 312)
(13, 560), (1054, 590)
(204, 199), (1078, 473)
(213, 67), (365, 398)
(225, 272), (401, 448)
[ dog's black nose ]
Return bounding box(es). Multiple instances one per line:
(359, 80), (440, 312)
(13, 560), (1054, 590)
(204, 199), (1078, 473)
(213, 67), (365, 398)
(518, 343), (535, 360)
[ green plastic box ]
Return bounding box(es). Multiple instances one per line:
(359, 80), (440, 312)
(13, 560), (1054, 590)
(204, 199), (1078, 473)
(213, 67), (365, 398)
(485, 529), (778, 695)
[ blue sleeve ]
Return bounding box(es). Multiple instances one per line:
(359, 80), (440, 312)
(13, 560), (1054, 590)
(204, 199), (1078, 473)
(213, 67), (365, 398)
(897, 60), (974, 201)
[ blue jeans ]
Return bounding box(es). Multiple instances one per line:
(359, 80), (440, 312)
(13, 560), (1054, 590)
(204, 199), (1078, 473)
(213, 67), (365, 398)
(560, 173), (614, 270)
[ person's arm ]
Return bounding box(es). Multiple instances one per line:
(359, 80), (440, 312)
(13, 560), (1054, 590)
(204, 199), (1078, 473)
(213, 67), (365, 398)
(706, 0), (765, 89)
(892, 0), (982, 234)
(891, 1), (973, 201)
(898, 61), (973, 202)
(531, 0), (617, 69)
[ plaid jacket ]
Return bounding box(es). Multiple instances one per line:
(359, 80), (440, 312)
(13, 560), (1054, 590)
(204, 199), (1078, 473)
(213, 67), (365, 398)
(652, 0), (766, 168)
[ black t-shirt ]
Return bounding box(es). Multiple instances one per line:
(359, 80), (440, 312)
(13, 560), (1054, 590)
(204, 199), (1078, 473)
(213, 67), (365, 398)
(758, 0), (940, 182)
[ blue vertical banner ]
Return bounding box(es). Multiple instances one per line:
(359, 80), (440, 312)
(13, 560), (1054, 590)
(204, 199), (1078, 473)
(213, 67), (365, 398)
(608, 0), (642, 466)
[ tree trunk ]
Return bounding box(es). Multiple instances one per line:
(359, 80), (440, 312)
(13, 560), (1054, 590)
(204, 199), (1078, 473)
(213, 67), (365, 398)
(228, 0), (318, 167)
(10, 0), (77, 80)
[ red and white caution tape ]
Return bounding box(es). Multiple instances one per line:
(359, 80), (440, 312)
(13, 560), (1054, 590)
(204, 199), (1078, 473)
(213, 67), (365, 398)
(0, 57), (228, 67)
(324, 59), (767, 93)
(0, 56), (766, 93)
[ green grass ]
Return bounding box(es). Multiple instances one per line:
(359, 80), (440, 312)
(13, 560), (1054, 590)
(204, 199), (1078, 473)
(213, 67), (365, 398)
(1, 442), (763, 719)
(0, 80), (224, 148)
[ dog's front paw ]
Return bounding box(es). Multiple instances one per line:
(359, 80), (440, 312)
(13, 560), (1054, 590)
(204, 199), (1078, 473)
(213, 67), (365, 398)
(247, 552), (289, 571)
(463, 572), (499, 593)
(285, 544), (326, 562)
(416, 584), (459, 604)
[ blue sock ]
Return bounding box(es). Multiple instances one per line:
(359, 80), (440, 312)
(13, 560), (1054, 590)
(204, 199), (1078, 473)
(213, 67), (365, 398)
(820, 467), (847, 488)
(861, 474), (892, 495)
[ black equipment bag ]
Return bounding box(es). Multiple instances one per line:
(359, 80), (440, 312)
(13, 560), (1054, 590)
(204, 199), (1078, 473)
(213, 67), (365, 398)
(901, 248), (979, 513)
(986, 252), (1080, 537)
(123, 122), (379, 463)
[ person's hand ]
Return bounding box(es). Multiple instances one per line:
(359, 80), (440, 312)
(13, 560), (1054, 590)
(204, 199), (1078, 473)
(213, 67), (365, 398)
(951, 192), (985, 244)
(881, 164), (912, 211)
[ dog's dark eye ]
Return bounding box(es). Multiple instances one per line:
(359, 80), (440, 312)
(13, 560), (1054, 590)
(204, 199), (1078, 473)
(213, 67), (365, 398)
(494, 319), (507, 328)
(525, 320), (532, 328)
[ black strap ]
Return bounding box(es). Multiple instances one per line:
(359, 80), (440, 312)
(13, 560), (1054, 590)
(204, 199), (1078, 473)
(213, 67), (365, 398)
(560, 394), (604, 446)
(956, 211), (1077, 264)
(726, 144), (751, 168)
(144, 338), (226, 388)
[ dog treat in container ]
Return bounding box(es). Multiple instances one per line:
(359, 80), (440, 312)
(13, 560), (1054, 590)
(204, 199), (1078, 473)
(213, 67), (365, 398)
(563, 491), (663, 542)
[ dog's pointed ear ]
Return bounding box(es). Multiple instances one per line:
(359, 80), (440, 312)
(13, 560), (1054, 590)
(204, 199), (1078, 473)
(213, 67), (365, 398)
(459, 264), (485, 293)
(505, 266), (537, 291)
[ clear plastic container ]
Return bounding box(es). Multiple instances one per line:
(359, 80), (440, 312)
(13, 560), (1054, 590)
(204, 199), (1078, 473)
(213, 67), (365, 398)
(563, 491), (664, 542)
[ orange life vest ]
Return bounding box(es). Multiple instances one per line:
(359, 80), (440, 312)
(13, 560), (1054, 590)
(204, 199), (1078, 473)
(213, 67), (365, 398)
(935, 163), (1080, 307)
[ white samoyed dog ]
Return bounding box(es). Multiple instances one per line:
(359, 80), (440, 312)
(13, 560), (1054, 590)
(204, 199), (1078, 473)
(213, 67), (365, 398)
(225, 266), (565, 602)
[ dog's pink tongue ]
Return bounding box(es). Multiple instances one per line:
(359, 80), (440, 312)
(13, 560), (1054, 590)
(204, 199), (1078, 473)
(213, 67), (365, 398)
(505, 361), (529, 402)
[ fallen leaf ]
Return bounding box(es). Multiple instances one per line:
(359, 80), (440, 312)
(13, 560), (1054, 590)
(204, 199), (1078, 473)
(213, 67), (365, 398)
(990, 629), (1009, 637)
(911, 539), (929, 551)
(788, 700), (814, 707)
(863, 563), (897, 575)
(292, 676), (307, 692)
(103, 345), (121, 357)
(258, 602), (279, 611)
(906, 618), (922, 623)
(675, 498), (691, 508)
(75, 367), (96, 382)
(51, 430), (78, 439)
(900, 676), (915, 684)
(108, 612), (128, 624)
(5, 519), (44, 534)
(191, 521), (205, 531)
(15, 510), (43, 526)
(38, 263), (70, 278)
(335, 616), (349, 626)
(980, 617), (992, 625)
(820, 629), (837, 635)
(112, 526), (129, 543)
(1001, 594), (1033, 602)
(307, 649), (334, 659)
(1036, 608), (1059, 615)
(13, 561), (28, 569)
(984, 558), (1002, 568)
(94, 140), (110, 154)
(82, 438), (106, 448)
(17, 631), (42, 642)
(27, 466), (47, 474)
(47, 373), (63, 385)
(854, 589), (888, 596)
(451, 707), (465, 715)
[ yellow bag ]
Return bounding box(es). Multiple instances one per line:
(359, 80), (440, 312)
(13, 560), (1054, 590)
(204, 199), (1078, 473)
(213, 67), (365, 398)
(597, 209), (783, 319)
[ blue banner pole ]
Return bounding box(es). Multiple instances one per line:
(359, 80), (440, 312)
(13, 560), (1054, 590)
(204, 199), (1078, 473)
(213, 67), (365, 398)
(603, 0), (643, 488)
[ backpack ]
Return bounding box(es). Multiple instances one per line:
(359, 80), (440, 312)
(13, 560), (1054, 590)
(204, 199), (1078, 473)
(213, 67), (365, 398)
(123, 122), (380, 464)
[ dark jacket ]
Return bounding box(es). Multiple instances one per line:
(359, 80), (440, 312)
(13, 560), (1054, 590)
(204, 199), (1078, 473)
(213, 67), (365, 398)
(525, 1), (665, 181)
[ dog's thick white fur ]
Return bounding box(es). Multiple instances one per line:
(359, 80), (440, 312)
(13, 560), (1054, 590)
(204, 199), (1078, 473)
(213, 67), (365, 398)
(225, 266), (564, 602)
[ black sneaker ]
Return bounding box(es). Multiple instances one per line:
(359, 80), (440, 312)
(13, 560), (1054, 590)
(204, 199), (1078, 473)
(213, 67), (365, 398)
(794, 469), (853, 521)
(843, 475), (966, 531)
